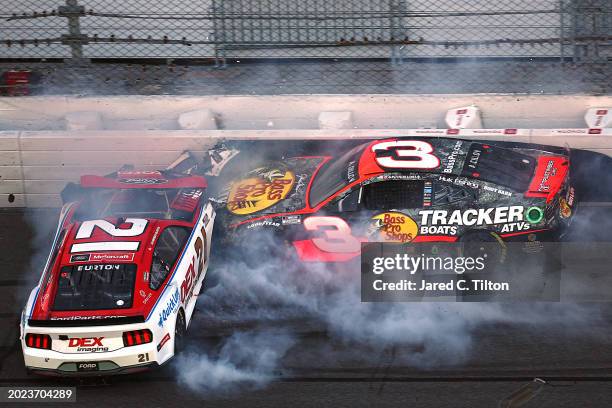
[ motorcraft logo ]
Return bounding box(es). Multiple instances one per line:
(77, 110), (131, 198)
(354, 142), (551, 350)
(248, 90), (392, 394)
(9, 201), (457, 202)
(91, 253), (135, 262)
(68, 337), (108, 352)
(158, 288), (180, 328)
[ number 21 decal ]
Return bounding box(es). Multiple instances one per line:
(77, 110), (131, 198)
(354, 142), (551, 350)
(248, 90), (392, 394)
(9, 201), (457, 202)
(372, 140), (440, 169)
(71, 218), (148, 253)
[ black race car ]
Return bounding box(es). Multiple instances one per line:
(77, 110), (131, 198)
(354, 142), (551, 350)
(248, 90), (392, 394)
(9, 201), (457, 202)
(212, 137), (575, 263)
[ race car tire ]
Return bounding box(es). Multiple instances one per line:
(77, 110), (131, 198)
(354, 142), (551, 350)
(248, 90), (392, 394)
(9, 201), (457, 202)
(174, 309), (186, 354)
(459, 229), (506, 266)
(458, 230), (506, 301)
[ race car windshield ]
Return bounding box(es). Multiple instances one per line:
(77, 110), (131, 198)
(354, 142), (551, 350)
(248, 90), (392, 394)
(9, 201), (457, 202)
(309, 143), (367, 207)
(53, 264), (137, 311)
(73, 188), (200, 222)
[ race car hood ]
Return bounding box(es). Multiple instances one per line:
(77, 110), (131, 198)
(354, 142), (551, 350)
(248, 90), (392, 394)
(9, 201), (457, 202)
(28, 217), (174, 323)
(223, 156), (326, 222)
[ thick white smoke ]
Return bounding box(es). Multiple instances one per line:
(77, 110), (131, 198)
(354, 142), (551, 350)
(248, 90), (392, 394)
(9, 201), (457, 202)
(176, 230), (601, 393)
(176, 330), (295, 394)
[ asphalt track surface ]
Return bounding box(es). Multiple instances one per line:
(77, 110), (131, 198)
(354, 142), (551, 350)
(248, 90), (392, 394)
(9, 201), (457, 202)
(1, 144), (612, 407)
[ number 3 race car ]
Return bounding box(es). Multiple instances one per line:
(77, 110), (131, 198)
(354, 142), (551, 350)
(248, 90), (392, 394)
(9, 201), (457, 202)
(215, 137), (575, 262)
(20, 167), (215, 376)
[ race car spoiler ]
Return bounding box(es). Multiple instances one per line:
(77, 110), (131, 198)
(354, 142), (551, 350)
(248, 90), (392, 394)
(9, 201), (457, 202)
(80, 174), (207, 189)
(28, 315), (145, 327)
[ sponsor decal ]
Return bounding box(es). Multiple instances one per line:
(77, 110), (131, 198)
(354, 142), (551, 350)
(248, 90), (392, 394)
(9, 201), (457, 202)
(465, 146), (482, 171)
(150, 226), (161, 247)
(566, 187), (575, 206)
(423, 181), (433, 207)
(157, 333), (171, 352)
(90, 252), (135, 262)
(70, 254), (90, 263)
(77, 362), (99, 371)
(172, 189), (203, 213)
(482, 184), (512, 197)
(76, 264), (121, 272)
(68, 337), (108, 352)
(180, 228), (208, 306)
(139, 289), (152, 304)
(419, 206), (533, 234)
(527, 156), (568, 200)
(282, 215), (302, 225)
(559, 197), (572, 219)
(246, 220), (281, 229)
(50, 315), (126, 320)
(525, 206), (544, 224)
(347, 160), (357, 182)
(538, 160), (556, 192)
(118, 170), (161, 177)
(118, 178), (168, 185)
(442, 140), (463, 174)
(378, 173), (423, 181)
(438, 175), (479, 190)
(369, 212), (419, 243)
(227, 169), (295, 215)
(158, 288), (180, 328)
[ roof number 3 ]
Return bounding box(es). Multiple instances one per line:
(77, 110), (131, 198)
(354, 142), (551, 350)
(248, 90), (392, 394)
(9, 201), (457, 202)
(372, 140), (440, 169)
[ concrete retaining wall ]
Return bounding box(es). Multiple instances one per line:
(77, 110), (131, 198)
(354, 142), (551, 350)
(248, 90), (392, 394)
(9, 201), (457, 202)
(2, 127), (612, 208)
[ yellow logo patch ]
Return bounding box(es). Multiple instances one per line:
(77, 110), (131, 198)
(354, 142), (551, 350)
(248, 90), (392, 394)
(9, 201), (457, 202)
(227, 170), (295, 215)
(559, 197), (572, 219)
(369, 212), (418, 243)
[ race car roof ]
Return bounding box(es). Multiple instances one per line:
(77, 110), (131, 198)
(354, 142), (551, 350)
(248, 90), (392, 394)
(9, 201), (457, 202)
(28, 215), (195, 322)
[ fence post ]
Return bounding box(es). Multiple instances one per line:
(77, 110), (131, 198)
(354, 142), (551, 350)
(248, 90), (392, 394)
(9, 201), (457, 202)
(390, 0), (407, 65)
(212, 0), (227, 68)
(59, 0), (89, 63)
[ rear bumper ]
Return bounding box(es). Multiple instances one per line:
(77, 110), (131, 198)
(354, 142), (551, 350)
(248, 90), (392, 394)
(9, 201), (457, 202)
(22, 341), (161, 377)
(27, 362), (159, 377)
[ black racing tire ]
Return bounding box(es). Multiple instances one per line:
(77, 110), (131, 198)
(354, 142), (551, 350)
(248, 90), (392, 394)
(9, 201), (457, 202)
(458, 230), (507, 301)
(459, 230), (507, 266)
(174, 309), (186, 355)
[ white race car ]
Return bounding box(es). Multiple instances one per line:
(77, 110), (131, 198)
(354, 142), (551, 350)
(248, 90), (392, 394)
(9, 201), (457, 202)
(20, 168), (215, 376)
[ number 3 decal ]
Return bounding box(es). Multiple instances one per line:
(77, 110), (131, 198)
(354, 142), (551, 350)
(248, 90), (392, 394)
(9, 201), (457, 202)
(372, 140), (440, 169)
(303, 216), (361, 253)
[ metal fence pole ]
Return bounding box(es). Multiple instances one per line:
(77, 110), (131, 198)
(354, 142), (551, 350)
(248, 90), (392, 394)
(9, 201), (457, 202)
(59, 0), (88, 63)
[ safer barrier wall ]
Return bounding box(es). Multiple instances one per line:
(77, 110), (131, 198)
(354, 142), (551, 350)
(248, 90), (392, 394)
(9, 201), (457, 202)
(1, 128), (611, 208)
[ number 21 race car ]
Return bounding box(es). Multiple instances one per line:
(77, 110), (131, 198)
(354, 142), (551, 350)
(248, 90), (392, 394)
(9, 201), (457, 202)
(215, 137), (575, 262)
(20, 168), (214, 376)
